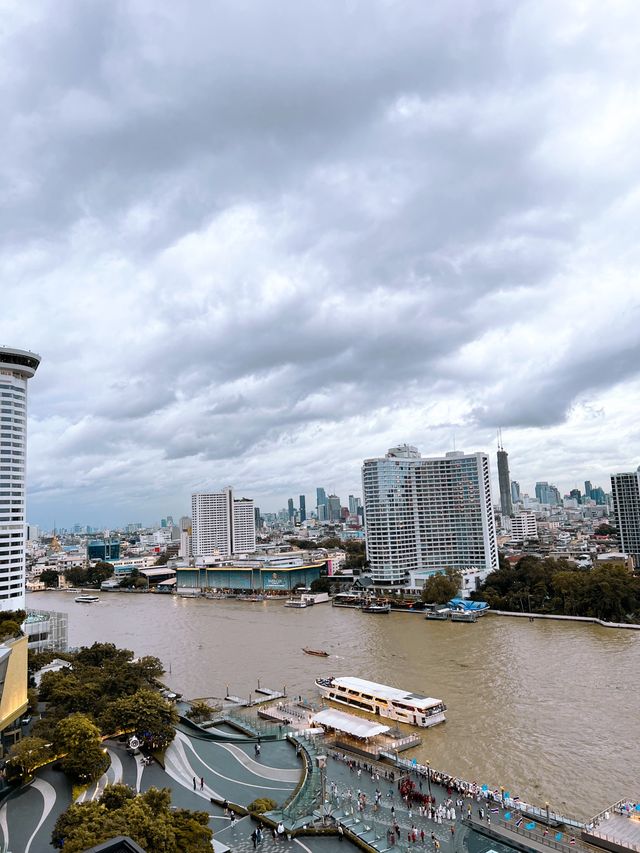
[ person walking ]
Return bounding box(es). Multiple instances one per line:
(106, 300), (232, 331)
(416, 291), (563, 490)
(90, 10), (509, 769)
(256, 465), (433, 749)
(338, 825), (344, 843)
(192, 776), (196, 790)
(200, 776), (204, 791)
(251, 829), (258, 849)
(230, 813), (237, 830)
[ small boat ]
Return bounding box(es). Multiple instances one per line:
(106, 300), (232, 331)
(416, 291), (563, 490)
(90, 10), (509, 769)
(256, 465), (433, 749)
(361, 601), (391, 614)
(425, 608), (450, 621)
(285, 598), (308, 608)
(303, 648), (329, 657)
(450, 609), (477, 623)
(75, 594), (100, 604)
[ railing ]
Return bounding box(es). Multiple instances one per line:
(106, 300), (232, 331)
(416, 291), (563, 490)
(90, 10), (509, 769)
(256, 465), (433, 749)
(488, 818), (579, 853)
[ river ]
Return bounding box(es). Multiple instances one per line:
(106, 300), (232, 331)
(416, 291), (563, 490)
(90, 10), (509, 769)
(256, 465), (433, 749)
(28, 591), (639, 820)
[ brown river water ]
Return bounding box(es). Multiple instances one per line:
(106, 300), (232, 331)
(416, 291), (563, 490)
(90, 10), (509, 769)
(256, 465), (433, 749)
(29, 591), (639, 820)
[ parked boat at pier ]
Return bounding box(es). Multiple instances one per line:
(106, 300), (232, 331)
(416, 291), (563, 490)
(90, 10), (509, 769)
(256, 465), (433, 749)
(316, 676), (446, 728)
(361, 600), (391, 614)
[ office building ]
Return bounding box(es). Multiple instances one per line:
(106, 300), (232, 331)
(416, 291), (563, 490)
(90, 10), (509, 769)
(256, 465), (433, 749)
(0, 347), (41, 611)
(316, 487), (327, 521)
(611, 469), (640, 566)
(535, 481), (561, 506)
(584, 481), (593, 500)
(569, 488), (582, 505)
(191, 487), (256, 558)
(327, 494), (341, 523)
(287, 498), (295, 522)
(362, 445), (498, 586)
(87, 539), (120, 562)
(497, 447), (513, 517)
(510, 481), (520, 504)
(348, 495), (362, 515)
(299, 495), (306, 523)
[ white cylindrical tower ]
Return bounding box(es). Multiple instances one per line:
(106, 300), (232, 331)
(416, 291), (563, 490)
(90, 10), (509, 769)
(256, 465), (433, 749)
(0, 347), (41, 611)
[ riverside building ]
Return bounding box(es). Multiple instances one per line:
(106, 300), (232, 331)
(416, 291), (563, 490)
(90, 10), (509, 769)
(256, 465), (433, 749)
(362, 445), (498, 588)
(191, 487), (256, 558)
(0, 347), (41, 611)
(610, 468), (640, 567)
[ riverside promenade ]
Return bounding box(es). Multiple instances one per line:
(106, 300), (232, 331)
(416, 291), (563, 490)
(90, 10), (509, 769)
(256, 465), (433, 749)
(0, 710), (630, 853)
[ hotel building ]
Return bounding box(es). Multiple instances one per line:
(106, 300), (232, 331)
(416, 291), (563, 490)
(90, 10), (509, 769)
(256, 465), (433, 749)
(191, 486), (256, 557)
(0, 347), (41, 611)
(362, 445), (498, 587)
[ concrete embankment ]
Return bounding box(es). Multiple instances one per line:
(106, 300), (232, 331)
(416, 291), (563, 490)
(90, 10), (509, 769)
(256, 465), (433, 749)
(490, 611), (640, 630)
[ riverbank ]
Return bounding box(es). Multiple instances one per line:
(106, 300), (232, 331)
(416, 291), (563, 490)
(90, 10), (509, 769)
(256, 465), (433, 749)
(490, 610), (640, 629)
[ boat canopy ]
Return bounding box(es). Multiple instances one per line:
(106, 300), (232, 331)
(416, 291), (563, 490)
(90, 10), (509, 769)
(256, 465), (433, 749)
(448, 598), (489, 611)
(312, 708), (390, 738)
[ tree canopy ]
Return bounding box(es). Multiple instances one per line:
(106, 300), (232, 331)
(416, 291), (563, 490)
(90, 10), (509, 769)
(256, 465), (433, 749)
(55, 713), (108, 782)
(476, 555), (640, 622)
(51, 784), (213, 853)
(34, 643), (167, 745)
(421, 569), (461, 604)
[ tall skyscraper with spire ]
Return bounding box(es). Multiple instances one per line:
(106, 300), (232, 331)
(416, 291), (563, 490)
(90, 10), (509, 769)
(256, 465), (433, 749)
(0, 347), (41, 611)
(496, 431), (513, 518)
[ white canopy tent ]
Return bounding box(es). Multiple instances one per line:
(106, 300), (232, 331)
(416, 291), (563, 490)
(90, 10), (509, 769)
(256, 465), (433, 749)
(311, 708), (390, 739)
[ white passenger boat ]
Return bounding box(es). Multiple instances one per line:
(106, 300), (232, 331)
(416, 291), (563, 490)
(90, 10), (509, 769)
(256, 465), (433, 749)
(74, 594), (100, 603)
(284, 597), (308, 608)
(315, 676), (446, 728)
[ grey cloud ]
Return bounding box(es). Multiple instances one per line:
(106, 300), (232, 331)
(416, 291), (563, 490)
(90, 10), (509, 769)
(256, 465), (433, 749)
(1, 0), (639, 525)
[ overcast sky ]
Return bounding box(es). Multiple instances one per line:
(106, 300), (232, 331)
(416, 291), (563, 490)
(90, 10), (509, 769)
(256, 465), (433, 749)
(3, 0), (640, 529)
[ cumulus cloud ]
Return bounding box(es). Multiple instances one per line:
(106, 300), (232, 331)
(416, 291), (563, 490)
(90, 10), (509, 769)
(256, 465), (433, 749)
(1, 0), (639, 525)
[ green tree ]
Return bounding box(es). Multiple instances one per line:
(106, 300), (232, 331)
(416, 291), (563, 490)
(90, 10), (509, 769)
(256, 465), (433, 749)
(55, 713), (108, 782)
(40, 569), (60, 588)
(421, 569), (461, 604)
(51, 785), (212, 853)
(6, 736), (53, 782)
(99, 689), (177, 749)
(86, 561), (114, 586)
(186, 700), (217, 722)
(64, 566), (88, 587)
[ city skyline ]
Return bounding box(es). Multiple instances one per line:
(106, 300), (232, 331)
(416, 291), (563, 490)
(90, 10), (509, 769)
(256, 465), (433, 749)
(2, 2), (640, 528)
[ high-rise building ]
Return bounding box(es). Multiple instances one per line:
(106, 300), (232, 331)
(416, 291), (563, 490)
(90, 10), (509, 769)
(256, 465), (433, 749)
(584, 481), (593, 500)
(316, 487), (327, 520)
(287, 498), (295, 522)
(191, 487), (256, 557)
(0, 347), (41, 611)
(592, 486), (606, 505)
(611, 469), (640, 565)
(327, 494), (341, 523)
(569, 488), (582, 505)
(362, 445), (498, 586)
(299, 495), (306, 523)
(535, 482), (561, 506)
(254, 506), (262, 530)
(510, 481), (520, 504)
(497, 447), (513, 517)
(348, 495), (362, 515)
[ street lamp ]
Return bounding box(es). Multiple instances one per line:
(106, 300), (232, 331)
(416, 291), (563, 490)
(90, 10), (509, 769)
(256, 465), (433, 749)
(546, 802), (550, 825)
(427, 760), (432, 799)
